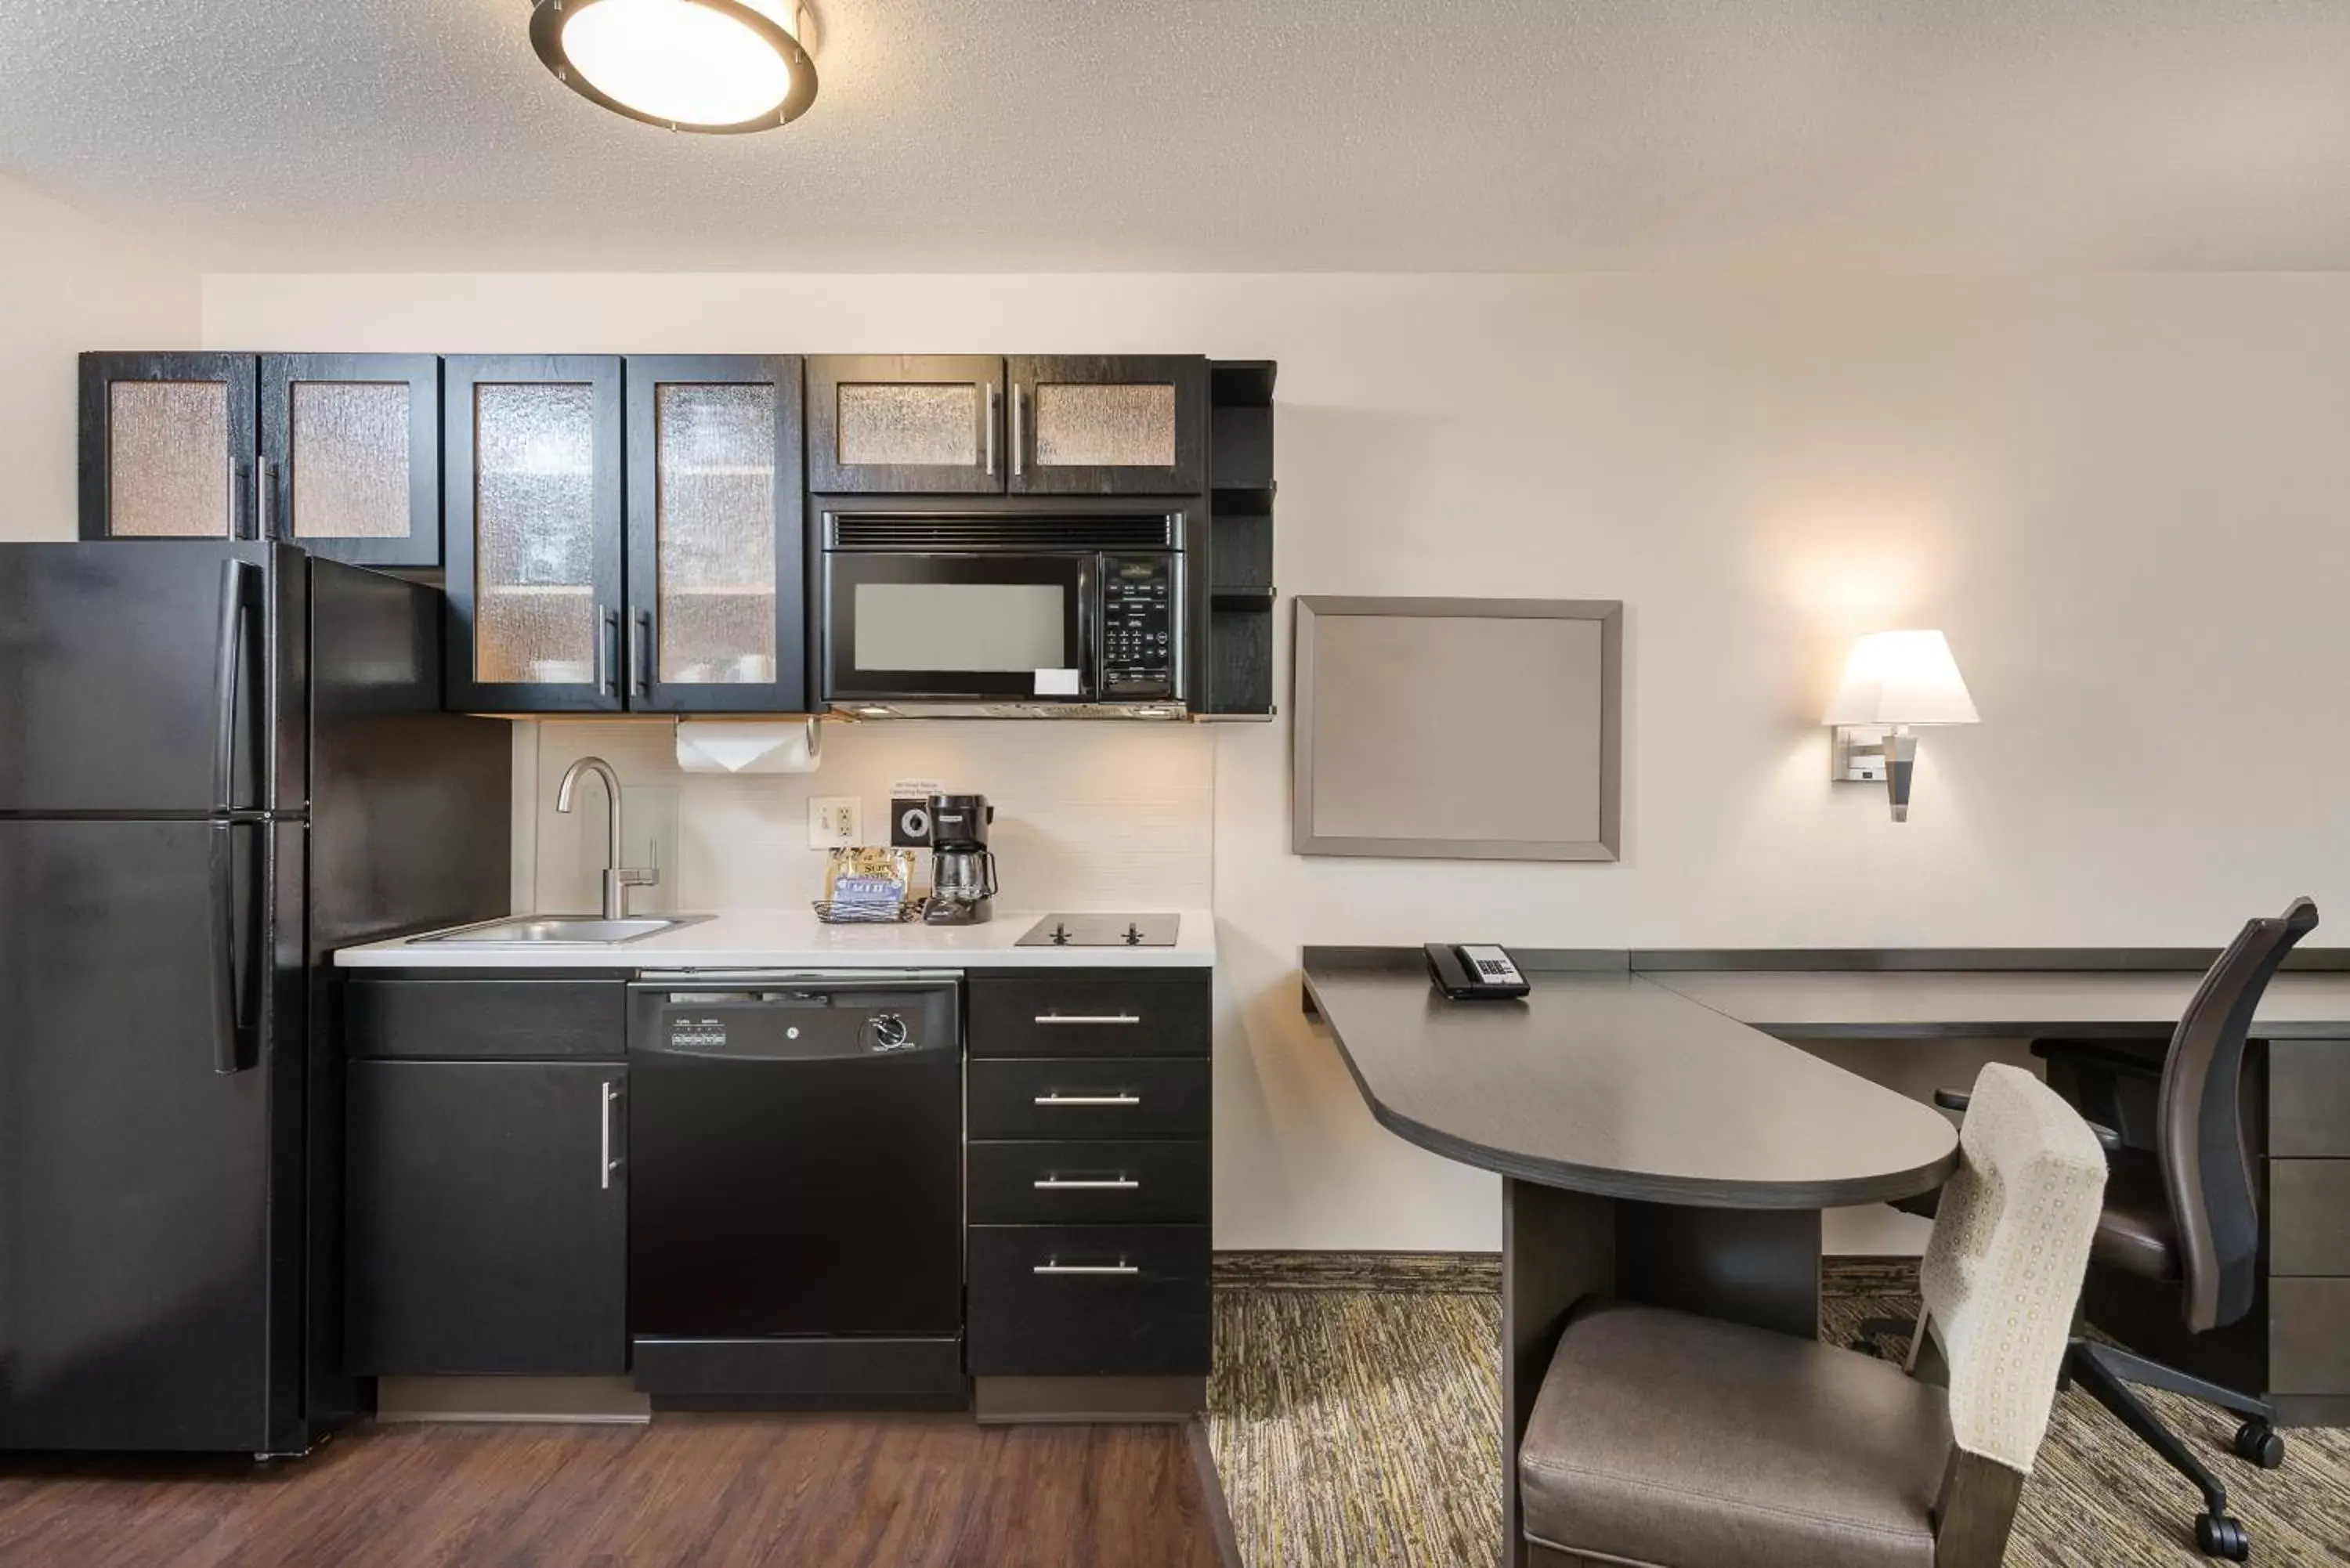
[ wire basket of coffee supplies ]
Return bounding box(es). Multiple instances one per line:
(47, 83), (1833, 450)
(812, 846), (924, 924)
(812, 897), (927, 924)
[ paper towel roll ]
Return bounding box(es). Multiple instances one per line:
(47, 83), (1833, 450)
(674, 720), (822, 775)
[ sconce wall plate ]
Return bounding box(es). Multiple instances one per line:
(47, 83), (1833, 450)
(1831, 724), (1889, 783)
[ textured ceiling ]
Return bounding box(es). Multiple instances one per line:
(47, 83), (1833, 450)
(2, 1), (2348, 272)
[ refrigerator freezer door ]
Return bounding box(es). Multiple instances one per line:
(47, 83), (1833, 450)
(0, 541), (281, 816)
(0, 817), (276, 1451)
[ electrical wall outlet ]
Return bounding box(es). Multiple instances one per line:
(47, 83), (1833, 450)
(808, 796), (861, 848)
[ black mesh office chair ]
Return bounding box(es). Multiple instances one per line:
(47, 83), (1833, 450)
(2041, 896), (2317, 1560)
(1867, 898), (2318, 1561)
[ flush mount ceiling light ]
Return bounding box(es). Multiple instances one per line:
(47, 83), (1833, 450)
(530, 0), (817, 134)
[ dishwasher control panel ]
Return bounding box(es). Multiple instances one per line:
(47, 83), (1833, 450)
(631, 980), (960, 1064)
(667, 1018), (730, 1052)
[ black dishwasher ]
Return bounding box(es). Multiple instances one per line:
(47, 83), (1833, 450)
(626, 974), (964, 1409)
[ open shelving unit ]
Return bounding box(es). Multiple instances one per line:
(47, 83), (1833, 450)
(1203, 360), (1276, 716)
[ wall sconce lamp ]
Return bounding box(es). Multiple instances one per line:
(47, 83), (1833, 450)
(1824, 630), (1978, 822)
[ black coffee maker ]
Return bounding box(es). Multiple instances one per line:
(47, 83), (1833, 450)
(923, 793), (997, 926)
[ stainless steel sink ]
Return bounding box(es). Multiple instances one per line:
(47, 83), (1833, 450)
(409, 914), (713, 947)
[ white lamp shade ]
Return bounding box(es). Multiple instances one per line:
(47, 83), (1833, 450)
(1823, 630), (1979, 727)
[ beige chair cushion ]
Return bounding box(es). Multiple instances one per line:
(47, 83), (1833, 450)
(1519, 1302), (1951, 1568)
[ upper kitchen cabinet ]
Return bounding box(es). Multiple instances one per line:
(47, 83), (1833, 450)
(624, 356), (807, 714)
(1008, 356), (1207, 497)
(808, 354), (1006, 495)
(807, 355), (1207, 497)
(81, 353), (443, 569)
(79, 353), (258, 542)
(260, 354), (443, 569)
(444, 356), (625, 714)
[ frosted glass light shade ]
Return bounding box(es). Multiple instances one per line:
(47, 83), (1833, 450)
(1823, 630), (1979, 727)
(532, 0), (817, 134)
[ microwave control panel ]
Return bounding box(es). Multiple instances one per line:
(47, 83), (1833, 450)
(1101, 554), (1175, 699)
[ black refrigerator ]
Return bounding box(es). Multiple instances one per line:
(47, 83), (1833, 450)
(0, 540), (510, 1455)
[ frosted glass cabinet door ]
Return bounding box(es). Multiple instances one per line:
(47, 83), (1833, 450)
(443, 356), (624, 713)
(807, 355), (1006, 494)
(78, 352), (258, 540)
(1009, 356), (1206, 496)
(261, 354), (442, 569)
(624, 356), (807, 713)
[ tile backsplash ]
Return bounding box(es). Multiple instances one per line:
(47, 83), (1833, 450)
(520, 720), (1214, 916)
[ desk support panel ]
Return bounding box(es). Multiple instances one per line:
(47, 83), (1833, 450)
(1502, 1180), (1614, 1568)
(1616, 1203), (1821, 1339)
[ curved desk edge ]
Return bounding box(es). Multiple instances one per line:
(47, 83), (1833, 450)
(1301, 955), (1960, 1210)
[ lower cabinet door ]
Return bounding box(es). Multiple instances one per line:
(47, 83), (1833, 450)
(347, 1059), (627, 1375)
(967, 1224), (1210, 1377)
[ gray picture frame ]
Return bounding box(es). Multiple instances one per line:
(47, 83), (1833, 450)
(1291, 596), (1623, 862)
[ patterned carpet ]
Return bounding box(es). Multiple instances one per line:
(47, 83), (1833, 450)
(1205, 1254), (2350, 1567)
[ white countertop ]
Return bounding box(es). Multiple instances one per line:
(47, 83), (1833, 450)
(334, 908), (1217, 970)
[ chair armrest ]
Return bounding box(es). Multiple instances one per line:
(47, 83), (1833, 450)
(1932, 1086), (2124, 1152)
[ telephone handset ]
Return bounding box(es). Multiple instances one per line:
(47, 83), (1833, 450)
(1425, 942), (1531, 1001)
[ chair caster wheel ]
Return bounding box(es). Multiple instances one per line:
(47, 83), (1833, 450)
(2232, 1419), (2285, 1469)
(2196, 1512), (2250, 1560)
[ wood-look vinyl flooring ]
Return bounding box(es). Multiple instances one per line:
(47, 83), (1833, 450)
(0, 1414), (1233, 1568)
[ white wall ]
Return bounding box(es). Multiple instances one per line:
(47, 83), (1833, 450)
(204, 272), (2350, 1252)
(0, 175), (200, 538)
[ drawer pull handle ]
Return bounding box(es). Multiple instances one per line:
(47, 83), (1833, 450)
(1035, 1013), (1141, 1025)
(1034, 1260), (1139, 1276)
(1034, 1093), (1141, 1107)
(1034, 1176), (1139, 1190)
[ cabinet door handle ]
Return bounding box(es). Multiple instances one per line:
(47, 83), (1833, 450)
(595, 605), (616, 695)
(600, 1079), (622, 1190)
(629, 608), (650, 698)
(984, 385), (999, 475)
(1033, 1093), (1140, 1107)
(1035, 1013), (1140, 1026)
(254, 455), (273, 540)
(1033, 1261), (1138, 1276)
(1033, 1176), (1138, 1190)
(1011, 386), (1026, 479)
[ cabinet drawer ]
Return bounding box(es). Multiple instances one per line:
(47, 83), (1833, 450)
(2270, 1040), (2350, 1157)
(2272, 1278), (2350, 1395)
(967, 1225), (1210, 1376)
(969, 1140), (1210, 1225)
(2272, 1161), (2350, 1276)
(968, 972), (1209, 1059)
(967, 1058), (1210, 1140)
(346, 978), (627, 1060)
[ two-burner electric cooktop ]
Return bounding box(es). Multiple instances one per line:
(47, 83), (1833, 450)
(1015, 912), (1181, 948)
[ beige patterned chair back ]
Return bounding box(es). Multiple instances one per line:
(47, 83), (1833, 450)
(1918, 1063), (2107, 1472)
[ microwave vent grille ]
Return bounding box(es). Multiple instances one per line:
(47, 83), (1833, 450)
(827, 514), (1177, 551)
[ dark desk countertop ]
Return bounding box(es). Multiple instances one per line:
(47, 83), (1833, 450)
(1650, 969), (2350, 1040)
(1302, 956), (1959, 1209)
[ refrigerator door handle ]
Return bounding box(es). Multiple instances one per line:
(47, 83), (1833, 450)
(208, 822), (252, 1075)
(212, 558), (257, 815)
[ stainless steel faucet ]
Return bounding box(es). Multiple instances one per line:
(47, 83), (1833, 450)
(555, 756), (658, 919)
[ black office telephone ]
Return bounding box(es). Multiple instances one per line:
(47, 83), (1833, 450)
(1426, 942), (1531, 1000)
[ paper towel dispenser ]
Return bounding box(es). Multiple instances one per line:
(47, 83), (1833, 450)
(673, 719), (823, 775)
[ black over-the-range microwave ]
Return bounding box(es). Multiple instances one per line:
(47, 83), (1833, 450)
(818, 504), (1191, 717)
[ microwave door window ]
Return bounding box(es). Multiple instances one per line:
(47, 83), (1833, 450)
(855, 582), (1066, 672)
